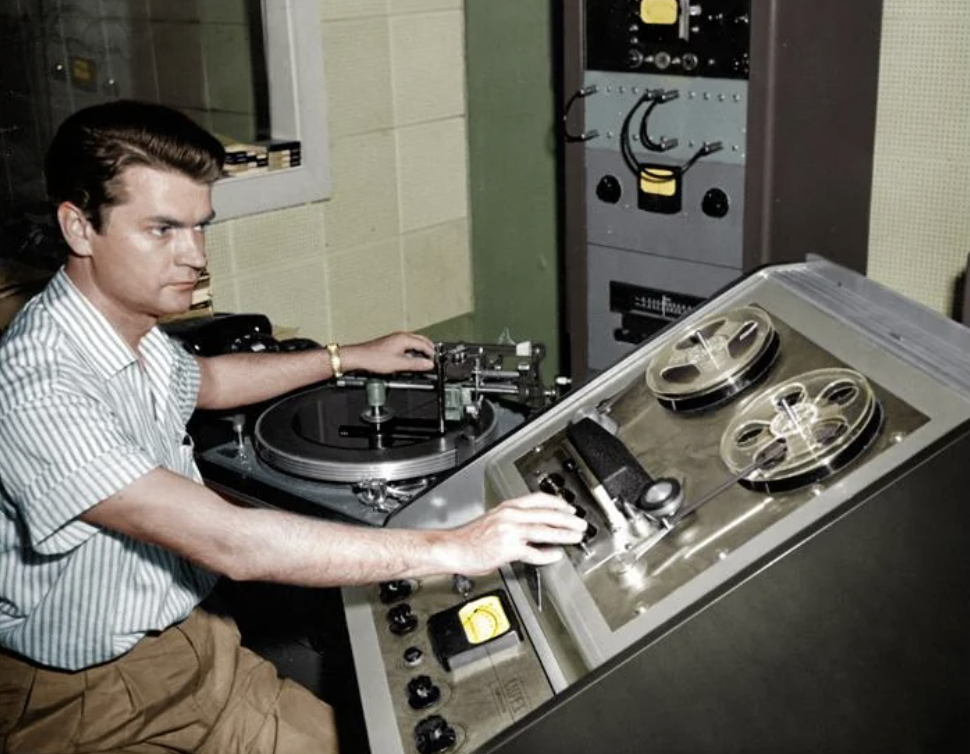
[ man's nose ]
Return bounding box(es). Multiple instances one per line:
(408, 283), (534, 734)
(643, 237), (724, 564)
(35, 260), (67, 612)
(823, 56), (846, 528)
(179, 230), (207, 268)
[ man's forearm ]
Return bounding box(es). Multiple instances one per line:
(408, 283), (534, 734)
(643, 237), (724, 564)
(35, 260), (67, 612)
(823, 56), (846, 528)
(195, 350), (332, 409)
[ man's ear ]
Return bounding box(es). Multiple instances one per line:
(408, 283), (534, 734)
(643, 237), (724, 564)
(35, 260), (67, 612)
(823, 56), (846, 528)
(56, 202), (96, 257)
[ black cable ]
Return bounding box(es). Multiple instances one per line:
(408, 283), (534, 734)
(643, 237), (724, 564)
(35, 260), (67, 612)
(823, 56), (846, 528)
(681, 141), (724, 175)
(562, 85), (600, 143)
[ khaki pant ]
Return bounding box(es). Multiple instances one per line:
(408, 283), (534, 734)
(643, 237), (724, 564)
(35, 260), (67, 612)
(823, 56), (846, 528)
(0, 608), (338, 754)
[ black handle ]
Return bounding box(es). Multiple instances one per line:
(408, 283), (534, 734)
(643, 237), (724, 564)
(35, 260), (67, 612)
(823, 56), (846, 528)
(566, 418), (653, 506)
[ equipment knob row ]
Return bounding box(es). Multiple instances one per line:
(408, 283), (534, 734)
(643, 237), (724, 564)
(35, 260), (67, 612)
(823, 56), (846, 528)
(387, 603), (418, 635)
(538, 472), (575, 503)
(379, 578), (414, 604)
(407, 674), (442, 710)
(415, 714), (457, 754)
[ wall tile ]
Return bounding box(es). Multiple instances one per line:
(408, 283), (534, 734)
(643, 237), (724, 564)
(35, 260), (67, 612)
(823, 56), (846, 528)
(402, 219), (472, 330)
(322, 130), (400, 252)
(234, 257), (332, 340)
(228, 204), (326, 274)
(327, 239), (405, 343)
(390, 0), (463, 14)
(323, 17), (394, 137)
(868, 0), (970, 315)
(397, 117), (469, 232)
(391, 11), (465, 125)
(320, 0), (389, 21)
(210, 275), (240, 313)
(204, 219), (235, 283)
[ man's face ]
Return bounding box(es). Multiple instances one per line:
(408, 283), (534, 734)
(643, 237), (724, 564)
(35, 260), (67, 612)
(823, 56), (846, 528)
(82, 165), (214, 321)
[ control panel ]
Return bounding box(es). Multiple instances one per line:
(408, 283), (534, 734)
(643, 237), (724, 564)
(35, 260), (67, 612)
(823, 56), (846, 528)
(586, 0), (751, 78)
(352, 571), (553, 754)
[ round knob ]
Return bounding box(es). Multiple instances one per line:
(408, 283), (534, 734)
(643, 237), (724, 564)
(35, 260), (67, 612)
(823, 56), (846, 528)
(702, 188), (730, 219)
(654, 51), (672, 70)
(626, 49), (644, 69)
(403, 646), (424, 667)
(414, 715), (457, 754)
(407, 674), (442, 710)
(596, 175), (622, 204)
(379, 579), (414, 604)
(387, 603), (418, 635)
(539, 472), (565, 495)
(452, 574), (474, 596)
(638, 477), (684, 518)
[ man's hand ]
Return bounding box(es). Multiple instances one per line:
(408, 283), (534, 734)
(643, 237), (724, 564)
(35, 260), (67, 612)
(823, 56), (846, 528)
(432, 493), (588, 576)
(341, 332), (435, 375)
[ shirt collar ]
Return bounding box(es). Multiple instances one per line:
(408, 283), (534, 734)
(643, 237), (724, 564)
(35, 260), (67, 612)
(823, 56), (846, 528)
(44, 269), (170, 379)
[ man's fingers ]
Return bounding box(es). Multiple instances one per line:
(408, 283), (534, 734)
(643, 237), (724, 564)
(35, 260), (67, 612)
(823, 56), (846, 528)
(518, 545), (566, 567)
(500, 492), (578, 515)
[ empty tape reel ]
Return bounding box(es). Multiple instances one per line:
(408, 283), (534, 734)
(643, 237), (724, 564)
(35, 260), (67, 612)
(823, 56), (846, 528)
(719, 368), (884, 493)
(645, 306), (780, 413)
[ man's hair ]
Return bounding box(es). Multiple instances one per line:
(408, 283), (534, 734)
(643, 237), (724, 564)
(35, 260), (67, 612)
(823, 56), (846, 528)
(45, 100), (226, 232)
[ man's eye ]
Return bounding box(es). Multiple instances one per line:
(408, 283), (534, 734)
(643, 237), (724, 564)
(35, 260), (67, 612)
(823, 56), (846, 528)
(151, 226), (172, 237)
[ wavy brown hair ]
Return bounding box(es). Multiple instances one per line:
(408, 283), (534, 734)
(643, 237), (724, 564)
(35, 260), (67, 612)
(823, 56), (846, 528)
(45, 100), (226, 232)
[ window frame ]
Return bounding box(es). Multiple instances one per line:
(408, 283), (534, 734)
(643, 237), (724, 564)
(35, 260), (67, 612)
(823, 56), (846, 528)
(211, 0), (331, 220)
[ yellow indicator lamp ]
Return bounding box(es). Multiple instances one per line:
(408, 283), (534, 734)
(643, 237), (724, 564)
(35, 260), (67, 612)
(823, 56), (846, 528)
(459, 595), (511, 644)
(641, 0), (679, 25)
(640, 167), (677, 197)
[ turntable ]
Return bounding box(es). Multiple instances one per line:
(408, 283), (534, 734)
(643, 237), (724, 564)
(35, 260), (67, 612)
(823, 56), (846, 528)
(191, 340), (568, 525)
(342, 258), (970, 754)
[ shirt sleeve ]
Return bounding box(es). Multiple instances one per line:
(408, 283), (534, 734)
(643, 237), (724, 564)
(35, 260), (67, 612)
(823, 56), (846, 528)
(0, 389), (156, 556)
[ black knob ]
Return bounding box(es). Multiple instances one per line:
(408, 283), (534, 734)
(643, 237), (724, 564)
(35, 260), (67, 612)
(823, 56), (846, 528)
(702, 188), (730, 218)
(626, 49), (644, 69)
(415, 715), (457, 754)
(596, 174), (622, 204)
(379, 579), (414, 604)
(387, 603), (418, 635)
(452, 574), (474, 596)
(403, 646), (424, 666)
(539, 472), (565, 495)
(407, 675), (442, 710)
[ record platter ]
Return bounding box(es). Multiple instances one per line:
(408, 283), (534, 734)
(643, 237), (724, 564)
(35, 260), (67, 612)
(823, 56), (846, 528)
(342, 258), (970, 754)
(191, 341), (567, 525)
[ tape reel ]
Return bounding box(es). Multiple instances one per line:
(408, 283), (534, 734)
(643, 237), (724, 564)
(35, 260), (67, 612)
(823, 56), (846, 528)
(645, 306), (780, 413)
(719, 368), (884, 493)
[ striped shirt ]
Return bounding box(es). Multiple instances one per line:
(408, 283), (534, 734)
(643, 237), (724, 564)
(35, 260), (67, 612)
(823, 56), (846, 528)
(0, 269), (218, 670)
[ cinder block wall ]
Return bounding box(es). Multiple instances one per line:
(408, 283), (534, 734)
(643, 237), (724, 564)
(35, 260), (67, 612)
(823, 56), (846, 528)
(867, 0), (970, 316)
(206, 0), (472, 345)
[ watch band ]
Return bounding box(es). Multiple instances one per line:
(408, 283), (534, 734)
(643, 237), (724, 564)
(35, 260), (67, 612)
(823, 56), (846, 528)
(326, 342), (343, 378)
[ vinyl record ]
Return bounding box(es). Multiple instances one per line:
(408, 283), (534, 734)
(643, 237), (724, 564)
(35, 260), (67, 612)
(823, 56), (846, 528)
(719, 368), (884, 493)
(645, 306), (780, 413)
(254, 384), (498, 483)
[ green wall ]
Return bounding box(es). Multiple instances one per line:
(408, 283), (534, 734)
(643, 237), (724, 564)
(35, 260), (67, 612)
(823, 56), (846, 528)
(463, 0), (561, 378)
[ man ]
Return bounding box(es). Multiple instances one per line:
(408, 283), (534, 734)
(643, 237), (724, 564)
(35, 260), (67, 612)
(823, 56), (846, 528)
(0, 101), (585, 754)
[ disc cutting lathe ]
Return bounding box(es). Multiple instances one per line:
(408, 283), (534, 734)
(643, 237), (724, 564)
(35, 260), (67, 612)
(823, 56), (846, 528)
(645, 306), (780, 413)
(254, 384), (499, 484)
(719, 368), (884, 493)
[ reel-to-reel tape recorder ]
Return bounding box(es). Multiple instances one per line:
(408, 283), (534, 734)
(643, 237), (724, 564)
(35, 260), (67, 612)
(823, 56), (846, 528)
(343, 258), (970, 754)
